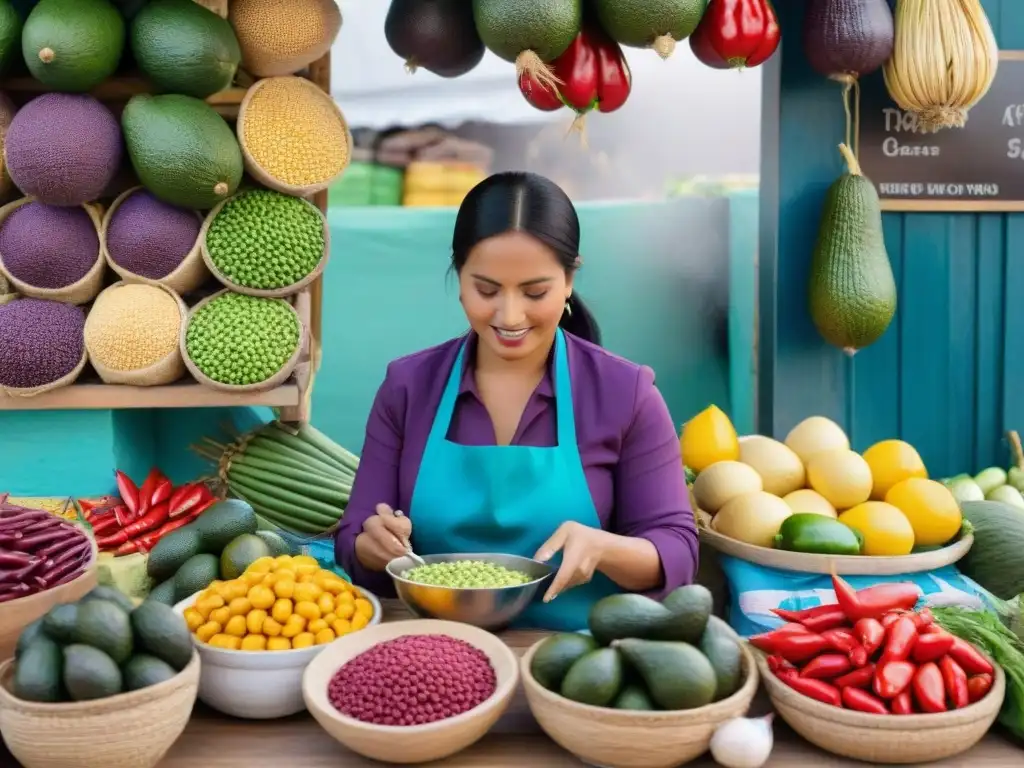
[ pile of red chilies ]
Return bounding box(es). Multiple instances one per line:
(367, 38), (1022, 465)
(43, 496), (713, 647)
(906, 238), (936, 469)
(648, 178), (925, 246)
(86, 468), (217, 556)
(751, 572), (995, 715)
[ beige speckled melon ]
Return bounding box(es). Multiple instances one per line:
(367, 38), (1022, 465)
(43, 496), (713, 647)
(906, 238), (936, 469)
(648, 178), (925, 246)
(229, 0), (341, 77)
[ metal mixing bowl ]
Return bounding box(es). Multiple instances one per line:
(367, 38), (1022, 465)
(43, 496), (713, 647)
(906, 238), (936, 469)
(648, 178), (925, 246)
(386, 552), (554, 631)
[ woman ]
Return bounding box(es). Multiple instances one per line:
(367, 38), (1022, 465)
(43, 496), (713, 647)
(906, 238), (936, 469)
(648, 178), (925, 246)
(335, 171), (698, 631)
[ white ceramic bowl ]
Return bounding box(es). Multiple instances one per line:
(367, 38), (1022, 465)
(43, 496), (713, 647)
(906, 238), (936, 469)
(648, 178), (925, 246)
(172, 587), (381, 719)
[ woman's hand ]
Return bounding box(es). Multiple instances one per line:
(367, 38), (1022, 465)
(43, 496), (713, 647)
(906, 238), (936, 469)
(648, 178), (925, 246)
(534, 521), (616, 603)
(354, 503), (413, 571)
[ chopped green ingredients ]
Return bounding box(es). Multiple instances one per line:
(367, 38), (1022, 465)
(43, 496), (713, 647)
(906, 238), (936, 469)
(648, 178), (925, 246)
(185, 292), (299, 386)
(205, 189), (324, 290)
(403, 560), (533, 588)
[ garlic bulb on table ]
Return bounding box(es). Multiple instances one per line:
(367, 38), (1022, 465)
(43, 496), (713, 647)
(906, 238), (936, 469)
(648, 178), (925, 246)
(709, 713), (774, 768)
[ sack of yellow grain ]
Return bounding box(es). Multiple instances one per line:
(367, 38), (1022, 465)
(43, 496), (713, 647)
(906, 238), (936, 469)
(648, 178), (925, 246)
(237, 76), (351, 196)
(83, 282), (187, 386)
(883, 0), (998, 132)
(229, 0), (342, 77)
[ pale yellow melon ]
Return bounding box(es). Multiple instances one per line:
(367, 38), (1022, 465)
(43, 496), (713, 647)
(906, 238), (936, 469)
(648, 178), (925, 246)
(712, 491), (792, 548)
(738, 435), (806, 496)
(784, 416), (850, 464)
(692, 460), (763, 513)
(807, 449), (873, 509)
(782, 488), (837, 518)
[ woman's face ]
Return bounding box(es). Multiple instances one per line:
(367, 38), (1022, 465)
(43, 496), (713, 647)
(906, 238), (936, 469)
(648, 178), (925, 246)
(459, 231), (572, 362)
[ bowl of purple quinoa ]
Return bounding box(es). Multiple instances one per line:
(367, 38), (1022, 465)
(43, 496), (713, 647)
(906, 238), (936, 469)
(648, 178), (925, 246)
(0, 298), (88, 395)
(302, 619), (519, 764)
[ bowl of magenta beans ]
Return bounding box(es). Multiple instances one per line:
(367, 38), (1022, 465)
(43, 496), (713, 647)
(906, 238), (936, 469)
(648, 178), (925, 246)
(302, 619), (519, 763)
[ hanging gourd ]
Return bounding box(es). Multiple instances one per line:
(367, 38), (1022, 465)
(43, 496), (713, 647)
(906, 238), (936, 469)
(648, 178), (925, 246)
(883, 0), (998, 133)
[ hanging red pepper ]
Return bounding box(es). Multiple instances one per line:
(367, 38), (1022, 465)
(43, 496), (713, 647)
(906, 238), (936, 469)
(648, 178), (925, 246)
(114, 470), (140, 520)
(967, 673), (993, 703)
(95, 501), (170, 549)
(911, 632), (955, 664)
(775, 667), (842, 706)
(873, 661), (916, 699)
(800, 653), (851, 680)
(947, 638), (994, 676)
(853, 618), (885, 656)
(830, 571), (921, 622)
(842, 686), (889, 714)
(913, 662), (947, 713)
(939, 655), (969, 709)
(879, 617), (918, 664)
(833, 663), (874, 690)
(891, 690), (915, 715)
(518, 71), (563, 112)
(688, 0), (781, 71)
(748, 630), (831, 662)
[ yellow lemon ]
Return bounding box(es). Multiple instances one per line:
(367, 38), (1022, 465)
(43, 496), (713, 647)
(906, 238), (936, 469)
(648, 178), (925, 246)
(782, 489), (837, 518)
(807, 450), (873, 509)
(784, 416), (850, 464)
(863, 440), (928, 499)
(884, 477), (962, 546)
(838, 502), (915, 556)
(679, 405), (739, 472)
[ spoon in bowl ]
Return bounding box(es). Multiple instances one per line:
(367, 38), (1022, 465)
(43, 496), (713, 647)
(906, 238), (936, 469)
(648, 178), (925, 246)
(392, 509), (426, 566)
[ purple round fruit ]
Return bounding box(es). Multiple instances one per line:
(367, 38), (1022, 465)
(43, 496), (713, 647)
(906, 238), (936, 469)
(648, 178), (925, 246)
(0, 202), (99, 289)
(5, 93), (122, 206)
(106, 189), (200, 280)
(0, 298), (86, 389)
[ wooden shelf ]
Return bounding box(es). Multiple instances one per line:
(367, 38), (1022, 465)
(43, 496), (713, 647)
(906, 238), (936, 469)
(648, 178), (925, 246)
(0, 382), (300, 412)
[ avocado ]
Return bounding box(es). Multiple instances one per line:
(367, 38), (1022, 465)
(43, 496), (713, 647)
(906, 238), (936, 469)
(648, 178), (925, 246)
(82, 585), (136, 613)
(530, 632), (598, 691)
(773, 513), (863, 556)
(659, 584), (713, 642)
(147, 524), (203, 581)
(192, 499), (259, 553)
(0, 0), (23, 74)
(173, 553), (221, 603)
(12, 635), (64, 702)
(255, 529), (291, 557)
(146, 578), (178, 605)
(131, 598), (194, 671)
(123, 653), (178, 691)
(14, 617), (46, 658)
(699, 616), (744, 701)
(588, 593), (674, 645)
(42, 602), (79, 644)
(559, 647), (623, 707)
(613, 684), (656, 711)
(593, 0), (707, 58)
(72, 599), (134, 664)
(131, 0), (241, 99)
(110, 0), (147, 18)
(808, 144), (896, 353)
(612, 638), (717, 710)
(122, 93), (243, 209)
(62, 644), (123, 701)
(21, 0), (125, 92)
(220, 533), (273, 580)
(385, 0), (484, 78)
(471, 0), (580, 63)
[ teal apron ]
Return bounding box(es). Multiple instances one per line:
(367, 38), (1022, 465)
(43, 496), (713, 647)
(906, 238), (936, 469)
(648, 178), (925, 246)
(409, 329), (621, 631)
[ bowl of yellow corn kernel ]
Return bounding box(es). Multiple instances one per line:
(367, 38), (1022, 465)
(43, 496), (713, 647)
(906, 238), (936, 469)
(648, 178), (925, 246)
(172, 553), (381, 719)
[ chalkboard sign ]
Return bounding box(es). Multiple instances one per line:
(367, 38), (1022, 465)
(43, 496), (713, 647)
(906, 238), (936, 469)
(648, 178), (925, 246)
(857, 50), (1024, 212)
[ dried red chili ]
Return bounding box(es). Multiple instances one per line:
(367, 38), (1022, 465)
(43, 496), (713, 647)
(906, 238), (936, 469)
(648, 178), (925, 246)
(95, 501), (169, 548)
(776, 668), (842, 706)
(842, 686), (889, 714)
(939, 655), (969, 709)
(873, 660), (916, 699)
(749, 630), (832, 662)
(800, 653), (851, 680)
(114, 470), (139, 519)
(947, 638), (994, 676)
(911, 632), (954, 664)
(833, 663), (874, 690)
(135, 468), (166, 516)
(913, 662), (947, 713)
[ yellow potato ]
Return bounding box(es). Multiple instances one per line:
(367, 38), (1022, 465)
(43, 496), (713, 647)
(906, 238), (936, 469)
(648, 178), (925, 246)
(240, 634), (267, 651)
(183, 608), (204, 632)
(224, 615), (248, 637)
(247, 585), (275, 610)
(246, 609), (267, 635)
(271, 598), (293, 624)
(351, 613), (369, 631)
(266, 637), (291, 651)
(331, 618), (351, 636)
(314, 628), (335, 645)
(292, 632), (316, 649)
(209, 633), (242, 650)
(354, 599), (373, 620)
(262, 617), (283, 637)
(209, 607), (231, 627)
(295, 601), (320, 621)
(228, 597), (252, 616)
(195, 621), (221, 643)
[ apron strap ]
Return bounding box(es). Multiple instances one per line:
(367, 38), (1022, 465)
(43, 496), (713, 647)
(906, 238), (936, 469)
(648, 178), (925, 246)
(552, 329), (578, 447)
(425, 338), (468, 447)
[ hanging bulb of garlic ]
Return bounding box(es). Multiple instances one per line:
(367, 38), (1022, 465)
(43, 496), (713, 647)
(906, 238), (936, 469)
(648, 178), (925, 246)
(882, 0), (998, 133)
(709, 713), (774, 768)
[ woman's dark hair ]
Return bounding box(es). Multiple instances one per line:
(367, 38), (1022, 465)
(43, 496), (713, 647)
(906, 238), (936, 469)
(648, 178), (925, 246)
(451, 171), (601, 345)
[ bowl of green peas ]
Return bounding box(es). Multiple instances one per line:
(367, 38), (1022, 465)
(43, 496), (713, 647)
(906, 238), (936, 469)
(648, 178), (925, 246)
(385, 553), (553, 631)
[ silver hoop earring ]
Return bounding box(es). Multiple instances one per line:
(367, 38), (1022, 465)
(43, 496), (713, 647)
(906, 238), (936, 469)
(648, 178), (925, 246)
(564, 300), (572, 317)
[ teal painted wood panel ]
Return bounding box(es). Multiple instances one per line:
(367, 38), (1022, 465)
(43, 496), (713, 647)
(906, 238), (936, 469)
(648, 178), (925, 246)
(762, 0), (1024, 477)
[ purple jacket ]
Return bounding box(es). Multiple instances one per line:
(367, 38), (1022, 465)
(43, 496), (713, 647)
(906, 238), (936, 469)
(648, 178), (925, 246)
(335, 331), (698, 599)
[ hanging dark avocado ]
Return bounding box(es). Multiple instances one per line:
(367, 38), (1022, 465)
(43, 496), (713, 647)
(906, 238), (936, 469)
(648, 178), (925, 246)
(384, 0), (485, 78)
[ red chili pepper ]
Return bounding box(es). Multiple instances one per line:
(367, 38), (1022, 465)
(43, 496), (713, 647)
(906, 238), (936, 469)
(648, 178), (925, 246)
(168, 484), (207, 519)
(842, 685), (889, 714)
(150, 478), (173, 508)
(947, 638), (994, 676)
(771, 603), (837, 623)
(891, 690), (915, 714)
(881, 611), (903, 630)
(776, 622), (812, 635)
(135, 468), (166, 516)
(95, 502), (170, 548)
(833, 663), (874, 689)
(938, 655), (969, 709)
(131, 504), (205, 552)
(800, 653), (851, 680)
(853, 618), (885, 656)
(114, 470), (140, 519)
(90, 512), (122, 537)
(822, 627), (868, 666)
(518, 70), (563, 111)
(913, 662), (947, 713)
(799, 607), (849, 633)
(915, 608), (934, 628)
(967, 674), (993, 703)
(911, 632), (955, 664)
(879, 617), (918, 664)
(749, 630), (832, 662)
(767, 655), (796, 675)
(873, 660), (916, 699)
(831, 573), (921, 623)
(688, 0), (781, 70)
(776, 667), (841, 706)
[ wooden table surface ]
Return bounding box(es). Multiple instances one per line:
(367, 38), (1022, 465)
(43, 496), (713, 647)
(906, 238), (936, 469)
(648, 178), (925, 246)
(3, 600), (1022, 766)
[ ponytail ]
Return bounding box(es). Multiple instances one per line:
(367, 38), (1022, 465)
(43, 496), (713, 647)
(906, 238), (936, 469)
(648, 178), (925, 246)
(559, 293), (601, 346)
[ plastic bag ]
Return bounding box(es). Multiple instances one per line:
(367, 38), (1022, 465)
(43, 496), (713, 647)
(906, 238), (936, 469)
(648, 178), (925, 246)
(717, 554), (995, 637)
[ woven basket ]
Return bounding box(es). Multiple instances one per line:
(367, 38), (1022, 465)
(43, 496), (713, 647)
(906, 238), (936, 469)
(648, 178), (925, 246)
(756, 651), (1004, 763)
(100, 187), (209, 296)
(230, 0), (341, 77)
(236, 76), (351, 197)
(0, 651), (200, 768)
(199, 192), (330, 298)
(0, 536), (98, 662)
(85, 281), (188, 387)
(0, 197), (106, 305)
(193, 0), (227, 17)
(180, 288), (306, 393)
(0, 348), (88, 399)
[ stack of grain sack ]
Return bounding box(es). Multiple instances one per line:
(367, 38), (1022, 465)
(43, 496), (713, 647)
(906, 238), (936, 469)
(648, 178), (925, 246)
(378, 127), (494, 208)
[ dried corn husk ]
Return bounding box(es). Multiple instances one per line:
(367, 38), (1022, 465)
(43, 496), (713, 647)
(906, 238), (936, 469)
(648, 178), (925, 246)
(883, 0), (998, 132)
